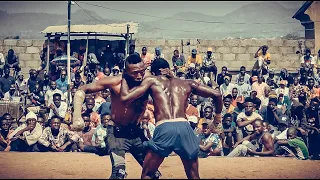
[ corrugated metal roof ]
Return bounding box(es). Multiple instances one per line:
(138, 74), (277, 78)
(40, 22), (139, 34)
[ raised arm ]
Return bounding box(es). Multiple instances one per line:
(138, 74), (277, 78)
(120, 75), (155, 104)
(71, 75), (120, 131)
(189, 80), (223, 122)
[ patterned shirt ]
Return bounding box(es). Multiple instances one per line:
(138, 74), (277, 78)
(92, 125), (107, 148)
(38, 127), (80, 148)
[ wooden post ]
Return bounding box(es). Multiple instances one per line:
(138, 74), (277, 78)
(46, 33), (51, 73)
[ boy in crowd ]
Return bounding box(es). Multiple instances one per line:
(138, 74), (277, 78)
(198, 121), (222, 158)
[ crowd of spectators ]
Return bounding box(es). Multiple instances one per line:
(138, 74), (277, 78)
(0, 41), (320, 161)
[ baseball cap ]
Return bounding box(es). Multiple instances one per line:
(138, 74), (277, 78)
(188, 116), (198, 124)
(207, 47), (213, 52)
(189, 63), (196, 68)
(191, 49), (197, 54)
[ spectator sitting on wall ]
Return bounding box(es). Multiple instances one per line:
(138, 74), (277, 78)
(152, 47), (165, 61)
(202, 47), (217, 83)
(187, 49), (202, 68)
(253, 45), (271, 75)
(172, 49), (185, 73)
(5, 49), (21, 74)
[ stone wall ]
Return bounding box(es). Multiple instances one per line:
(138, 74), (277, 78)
(0, 38), (316, 78)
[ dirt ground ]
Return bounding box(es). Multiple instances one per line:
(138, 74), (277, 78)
(0, 152), (320, 179)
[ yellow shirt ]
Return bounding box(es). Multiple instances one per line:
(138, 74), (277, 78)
(257, 51), (271, 61)
(187, 55), (202, 65)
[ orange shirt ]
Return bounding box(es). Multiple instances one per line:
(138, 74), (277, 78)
(141, 53), (152, 66)
(186, 104), (199, 118)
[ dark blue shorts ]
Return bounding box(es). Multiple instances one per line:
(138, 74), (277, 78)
(143, 121), (200, 160)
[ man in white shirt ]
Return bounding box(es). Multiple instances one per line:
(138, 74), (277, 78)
(235, 66), (251, 85)
(220, 76), (236, 97)
(48, 93), (68, 120)
(300, 48), (315, 69)
(45, 80), (65, 107)
(0, 52), (5, 74)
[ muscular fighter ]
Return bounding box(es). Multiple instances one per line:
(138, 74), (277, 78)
(72, 54), (161, 179)
(120, 58), (223, 179)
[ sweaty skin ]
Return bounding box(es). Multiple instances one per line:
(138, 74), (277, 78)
(120, 72), (223, 126)
(72, 70), (151, 131)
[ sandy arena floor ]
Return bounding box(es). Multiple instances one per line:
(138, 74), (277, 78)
(0, 152), (320, 179)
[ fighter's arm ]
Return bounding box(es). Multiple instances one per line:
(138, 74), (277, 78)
(120, 76), (156, 104)
(189, 80), (223, 122)
(71, 76), (120, 131)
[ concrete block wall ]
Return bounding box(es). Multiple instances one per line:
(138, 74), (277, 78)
(0, 38), (316, 78)
(135, 39), (315, 71)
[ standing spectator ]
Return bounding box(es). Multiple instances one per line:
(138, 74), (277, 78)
(36, 115), (79, 152)
(56, 69), (68, 94)
(101, 44), (114, 69)
(151, 47), (165, 61)
(228, 119), (274, 157)
(300, 48), (315, 69)
(259, 98), (283, 127)
(129, 44), (139, 56)
(236, 99), (263, 141)
(253, 45), (271, 75)
(172, 49), (185, 73)
(48, 93), (68, 120)
(45, 80), (64, 107)
(5, 49), (21, 74)
(217, 66), (232, 87)
(235, 66), (251, 85)
(187, 49), (202, 68)
(202, 48), (217, 83)
(0, 66), (15, 94)
(252, 75), (268, 101)
(220, 76), (235, 97)
(141, 47), (152, 69)
(186, 94), (200, 118)
(7, 112), (43, 152)
(236, 76), (251, 98)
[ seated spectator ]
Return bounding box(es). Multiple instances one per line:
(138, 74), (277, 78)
(217, 66), (232, 87)
(7, 112), (43, 152)
(277, 127), (309, 160)
(185, 63), (198, 80)
(3, 84), (19, 101)
(26, 83), (45, 114)
(267, 69), (279, 85)
(94, 65), (105, 82)
(73, 73), (85, 89)
(275, 80), (289, 97)
(48, 93), (68, 120)
(198, 121), (222, 158)
(277, 93), (291, 115)
(176, 68), (187, 80)
(235, 75), (251, 98)
(42, 74), (51, 94)
(188, 116), (200, 135)
(103, 67), (111, 77)
(27, 69), (43, 94)
(5, 49), (21, 73)
(140, 111), (155, 140)
(222, 113), (236, 155)
(198, 106), (214, 131)
(76, 113), (95, 151)
(220, 76), (235, 97)
(235, 66), (250, 85)
(79, 113), (111, 155)
(305, 78), (320, 100)
(37, 116), (45, 129)
(221, 94), (235, 116)
(236, 99), (263, 141)
(55, 69), (68, 94)
(186, 94), (200, 118)
(0, 66), (15, 94)
(300, 48), (315, 69)
(187, 49), (202, 68)
(93, 91), (106, 112)
(110, 66), (121, 76)
(83, 98), (100, 128)
(45, 80), (64, 107)
(36, 115), (79, 152)
(252, 74), (268, 101)
(15, 72), (28, 94)
(228, 119), (274, 157)
(259, 98), (283, 127)
(172, 49), (185, 73)
(231, 87), (244, 108)
(304, 113), (320, 160)
(0, 116), (15, 151)
(152, 47), (165, 61)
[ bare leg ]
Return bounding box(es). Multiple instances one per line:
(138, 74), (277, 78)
(180, 157), (200, 179)
(141, 150), (165, 179)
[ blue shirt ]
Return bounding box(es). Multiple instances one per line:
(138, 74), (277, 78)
(56, 77), (68, 93)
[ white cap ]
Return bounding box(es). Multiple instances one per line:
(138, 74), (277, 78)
(188, 116), (198, 124)
(189, 63), (196, 68)
(26, 111), (37, 121)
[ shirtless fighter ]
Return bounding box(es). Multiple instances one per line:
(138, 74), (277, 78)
(72, 54), (161, 179)
(120, 58), (223, 179)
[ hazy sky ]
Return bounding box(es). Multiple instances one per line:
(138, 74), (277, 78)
(0, 1), (303, 22)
